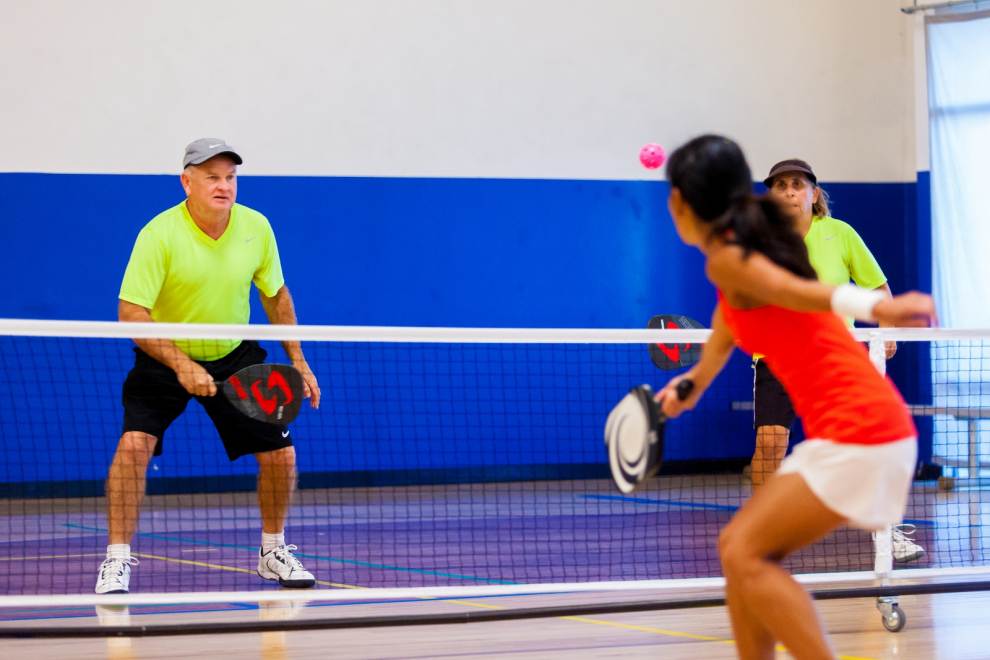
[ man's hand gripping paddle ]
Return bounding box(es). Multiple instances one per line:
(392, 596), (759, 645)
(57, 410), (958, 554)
(219, 363), (304, 424)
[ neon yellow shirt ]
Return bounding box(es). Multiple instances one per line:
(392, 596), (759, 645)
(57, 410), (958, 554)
(753, 216), (886, 360)
(804, 216), (886, 291)
(119, 201), (285, 361)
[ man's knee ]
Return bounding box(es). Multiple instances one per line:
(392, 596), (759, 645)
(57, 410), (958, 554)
(113, 432), (157, 467)
(256, 446), (296, 470)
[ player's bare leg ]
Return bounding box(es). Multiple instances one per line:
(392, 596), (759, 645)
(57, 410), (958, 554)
(256, 446), (296, 533)
(106, 432), (157, 544)
(719, 473), (845, 659)
(255, 446), (313, 587)
(97, 432), (155, 593)
(751, 425), (789, 487)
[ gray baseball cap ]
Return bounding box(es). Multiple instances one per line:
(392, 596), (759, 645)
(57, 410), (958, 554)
(182, 138), (243, 167)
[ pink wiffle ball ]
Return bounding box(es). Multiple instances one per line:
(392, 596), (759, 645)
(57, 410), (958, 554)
(639, 143), (666, 169)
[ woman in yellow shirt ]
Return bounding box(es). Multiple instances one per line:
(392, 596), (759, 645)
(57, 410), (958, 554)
(752, 159), (923, 562)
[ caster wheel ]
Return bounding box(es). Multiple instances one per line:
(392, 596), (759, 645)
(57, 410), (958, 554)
(882, 604), (906, 632)
(938, 476), (956, 492)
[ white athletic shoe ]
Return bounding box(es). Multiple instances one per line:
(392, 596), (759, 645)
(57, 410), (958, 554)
(892, 524), (925, 563)
(95, 556), (139, 594)
(257, 544), (316, 588)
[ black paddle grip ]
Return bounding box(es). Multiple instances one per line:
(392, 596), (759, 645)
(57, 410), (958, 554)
(675, 378), (695, 400)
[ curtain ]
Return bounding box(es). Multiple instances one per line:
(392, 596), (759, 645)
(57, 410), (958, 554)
(926, 10), (990, 471)
(928, 10), (990, 327)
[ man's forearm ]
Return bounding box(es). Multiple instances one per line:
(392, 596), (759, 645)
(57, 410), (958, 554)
(119, 299), (196, 373)
(262, 286), (306, 362)
(133, 337), (198, 373)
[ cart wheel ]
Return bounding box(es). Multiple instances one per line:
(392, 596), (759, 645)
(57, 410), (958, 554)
(881, 604), (906, 632)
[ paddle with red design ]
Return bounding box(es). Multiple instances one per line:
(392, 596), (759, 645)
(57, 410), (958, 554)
(647, 314), (704, 370)
(218, 363), (304, 425)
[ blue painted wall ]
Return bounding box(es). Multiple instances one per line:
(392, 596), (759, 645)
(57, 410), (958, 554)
(0, 173), (710, 327)
(0, 174), (931, 489)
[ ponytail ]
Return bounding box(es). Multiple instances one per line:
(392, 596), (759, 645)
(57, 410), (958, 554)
(812, 186), (831, 218)
(666, 135), (817, 279)
(721, 195), (817, 279)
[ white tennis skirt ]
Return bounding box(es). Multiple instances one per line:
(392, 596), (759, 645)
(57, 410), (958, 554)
(777, 437), (917, 531)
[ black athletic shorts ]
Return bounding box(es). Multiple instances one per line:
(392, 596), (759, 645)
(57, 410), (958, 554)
(753, 359), (797, 429)
(122, 340), (293, 460)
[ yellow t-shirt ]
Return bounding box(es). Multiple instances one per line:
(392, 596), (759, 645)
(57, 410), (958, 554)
(119, 201), (285, 361)
(804, 216), (886, 291)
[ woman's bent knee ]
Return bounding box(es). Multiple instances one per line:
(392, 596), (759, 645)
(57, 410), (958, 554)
(719, 525), (763, 580)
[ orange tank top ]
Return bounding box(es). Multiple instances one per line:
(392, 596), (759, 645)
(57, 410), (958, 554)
(718, 291), (915, 444)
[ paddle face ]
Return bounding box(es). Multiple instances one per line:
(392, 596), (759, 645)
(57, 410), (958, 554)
(647, 314), (704, 370)
(604, 379), (694, 494)
(221, 363), (304, 425)
(605, 385), (664, 494)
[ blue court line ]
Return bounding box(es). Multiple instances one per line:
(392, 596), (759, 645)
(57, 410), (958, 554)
(580, 493), (738, 512)
(581, 494), (939, 527)
(64, 522), (517, 585)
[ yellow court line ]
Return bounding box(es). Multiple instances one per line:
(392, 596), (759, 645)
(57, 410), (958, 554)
(135, 553), (514, 609)
(133, 552), (354, 589)
(558, 616), (876, 660)
(133, 553), (876, 659)
(561, 615), (733, 643)
(444, 599), (504, 610)
(132, 553), (513, 603)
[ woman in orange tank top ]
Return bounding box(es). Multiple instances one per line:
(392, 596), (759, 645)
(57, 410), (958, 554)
(655, 135), (935, 660)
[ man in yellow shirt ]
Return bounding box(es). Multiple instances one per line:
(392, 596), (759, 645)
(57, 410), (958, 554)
(96, 139), (321, 593)
(752, 158), (923, 562)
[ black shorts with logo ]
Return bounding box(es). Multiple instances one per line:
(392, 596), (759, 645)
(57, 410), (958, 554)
(122, 340), (293, 460)
(753, 359), (797, 430)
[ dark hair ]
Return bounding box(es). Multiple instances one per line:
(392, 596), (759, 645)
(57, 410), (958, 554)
(666, 134), (816, 279)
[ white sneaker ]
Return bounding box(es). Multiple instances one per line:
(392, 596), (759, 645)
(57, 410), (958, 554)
(257, 544), (315, 588)
(95, 556), (139, 594)
(892, 524), (925, 563)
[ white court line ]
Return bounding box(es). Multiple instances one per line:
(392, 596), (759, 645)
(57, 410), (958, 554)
(1, 567), (989, 608)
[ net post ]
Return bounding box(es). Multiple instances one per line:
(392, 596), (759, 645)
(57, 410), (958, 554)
(873, 527), (894, 577)
(867, 331), (886, 376)
(867, 331), (895, 579)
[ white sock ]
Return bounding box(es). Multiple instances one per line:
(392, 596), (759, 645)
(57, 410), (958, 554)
(107, 544), (130, 560)
(262, 532), (285, 553)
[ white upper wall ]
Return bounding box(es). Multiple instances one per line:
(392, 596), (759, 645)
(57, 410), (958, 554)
(0, 0), (918, 180)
